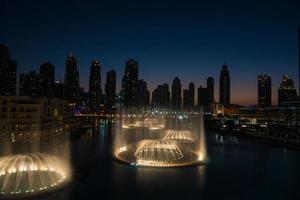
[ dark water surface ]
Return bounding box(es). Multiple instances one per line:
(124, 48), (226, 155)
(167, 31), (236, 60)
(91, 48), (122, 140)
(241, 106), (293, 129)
(40, 121), (300, 200)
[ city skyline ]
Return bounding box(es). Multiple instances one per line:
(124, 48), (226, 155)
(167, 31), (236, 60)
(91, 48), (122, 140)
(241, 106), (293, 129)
(4, 49), (300, 106)
(1, 0), (300, 106)
(1, 1), (300, 199)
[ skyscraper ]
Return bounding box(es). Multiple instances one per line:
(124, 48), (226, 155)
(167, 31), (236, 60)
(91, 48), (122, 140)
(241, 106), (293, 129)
(152, 83), (170, 109)
(183, 82), (195, 110)
(183, 89), (190, 109)
(105, 70), (116, 110)
(278, 75), (298, 106)
(171, 77), (182, 110)
(89, 60), (102, 111)
(137, 79), (150, 108)
(207, 77), (214, 103)
(19, 71), (42, 98)
(64, 53), (80, 104)
(189, 82), (195, 108)
(198, 77), (215, 109)
(258, 75), (272, 107)
(122, 59), (139, 107)
(198, 86), (208, 107)
(219, 64), (230, 107)
(0, 44), (17, 96)
(54, 81), (65, 99)
(40, 62), (55, 98)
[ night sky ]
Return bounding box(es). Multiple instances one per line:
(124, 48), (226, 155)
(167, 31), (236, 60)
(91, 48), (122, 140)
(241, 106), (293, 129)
(1, 0), (300, 105)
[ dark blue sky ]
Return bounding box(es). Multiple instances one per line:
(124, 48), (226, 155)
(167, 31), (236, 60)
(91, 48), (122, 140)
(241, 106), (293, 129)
(1, 0), (300, 105)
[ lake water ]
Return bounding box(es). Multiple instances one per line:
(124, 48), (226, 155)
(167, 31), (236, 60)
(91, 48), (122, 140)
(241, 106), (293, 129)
(36, 121), (300, 200)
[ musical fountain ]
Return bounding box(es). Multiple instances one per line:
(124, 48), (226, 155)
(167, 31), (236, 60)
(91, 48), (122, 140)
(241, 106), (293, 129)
(0, 133), (71, 198)
(122, 117), (165, 130)
(114, 110), (208, 167)
(134, 139), (184, 167)
(0, 153), (70, 196)
(163, 129), (194, 143)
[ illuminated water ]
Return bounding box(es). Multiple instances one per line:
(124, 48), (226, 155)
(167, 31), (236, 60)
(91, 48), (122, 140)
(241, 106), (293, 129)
(9, 120), (300, 200)
(115, 114), (207, 167)
(0, 153), (69, 196)
(0, 137), (71, 198)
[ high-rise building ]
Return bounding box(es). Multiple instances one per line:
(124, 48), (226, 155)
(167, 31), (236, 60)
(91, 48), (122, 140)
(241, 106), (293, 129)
(219, 64), (230, 107)
(198, 77), (214, 109)
(19, 71), (42, 98)
(89, 60), (102, 111)
(258, 75), (272, 107)
(40, 62), (55, 98)
(198, 86), (209, 107)
(183, 89), (190, 109)
(189, 82), (195, 108)
(278, 75), (298, 106)
(0, 44), (17, 96)
(54, 81), (65, 99)
(152, 83), (170, 109)
(207, 77), (214, 103)
(122, 59), (139, 107)
(105, 70), (116, 110)
(64, 53), (80, 104)
(171, 77), (182, 110)
(183, 82), (195, 110)
(137, 79), (150, 108)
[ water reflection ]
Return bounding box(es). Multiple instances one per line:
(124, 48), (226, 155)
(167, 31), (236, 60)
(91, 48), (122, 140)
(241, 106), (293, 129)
(12, 118), (300, 200)
(214, 133), (240, 144)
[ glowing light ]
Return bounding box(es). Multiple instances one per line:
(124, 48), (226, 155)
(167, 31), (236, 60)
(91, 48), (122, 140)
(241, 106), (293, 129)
(198, 152), (203, 161)
(122, 118), (165, 130)
(115, 112), (208, 168)
(134, 140), (184, 166)
(163, 130), (194, 143)
(0, 153), (70, 196)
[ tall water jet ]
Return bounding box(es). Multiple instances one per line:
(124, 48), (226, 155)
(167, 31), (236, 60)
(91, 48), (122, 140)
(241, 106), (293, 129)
(113, 109), (208, 167)
(0, 96), (74, 198)
(198, 108), (207, 161)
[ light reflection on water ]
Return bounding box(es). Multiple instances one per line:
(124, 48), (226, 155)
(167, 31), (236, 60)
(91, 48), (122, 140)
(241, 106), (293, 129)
(214, 133), (240, 144)
(7, 119), (300, 200)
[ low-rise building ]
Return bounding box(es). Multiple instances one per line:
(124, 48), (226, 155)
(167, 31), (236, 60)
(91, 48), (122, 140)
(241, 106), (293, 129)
(0, 96), (77, 143)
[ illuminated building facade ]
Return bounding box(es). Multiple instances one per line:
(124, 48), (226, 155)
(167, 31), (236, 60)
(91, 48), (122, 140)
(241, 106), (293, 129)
(0, 96), (74, 142)
(278, 75), (298, 106)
